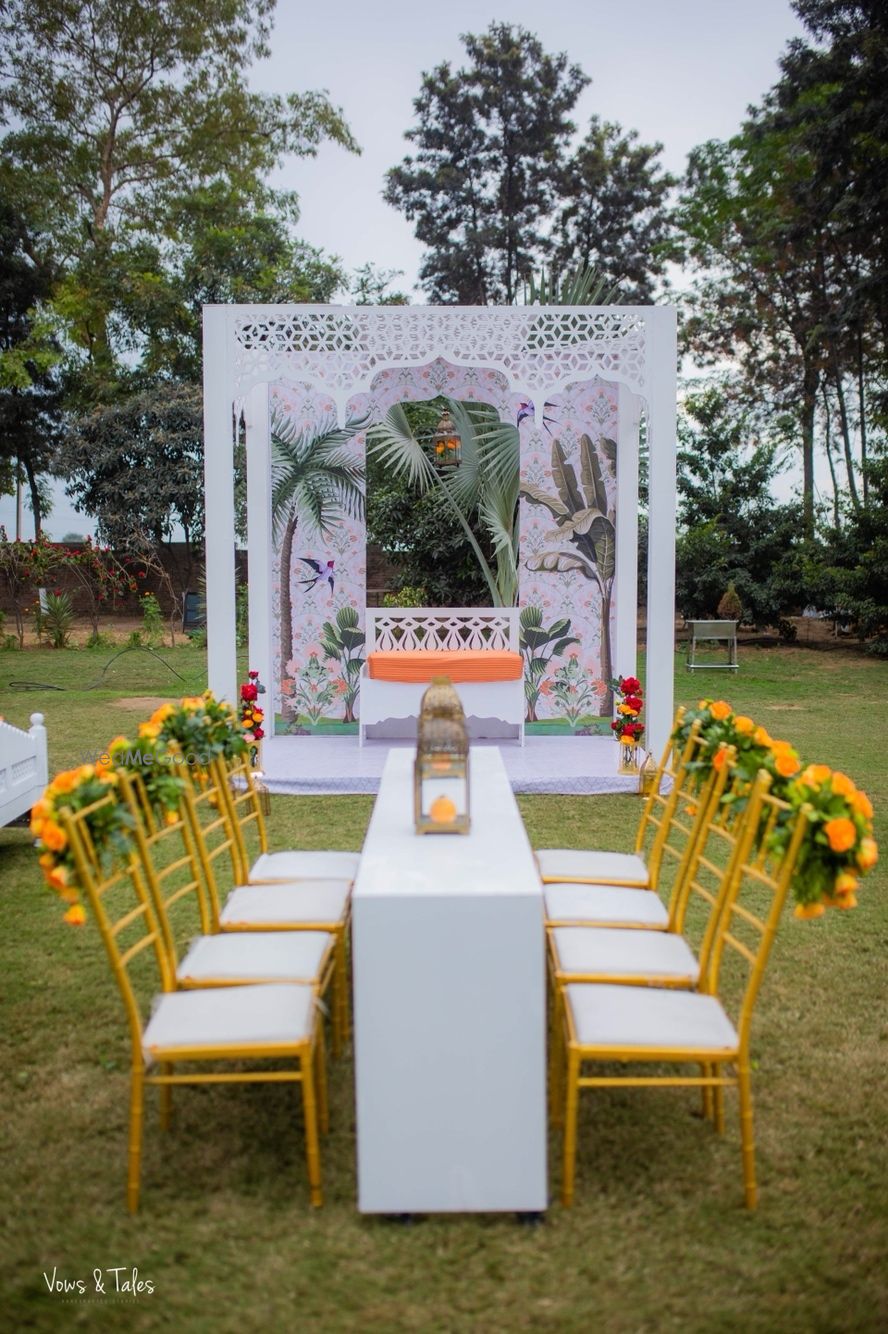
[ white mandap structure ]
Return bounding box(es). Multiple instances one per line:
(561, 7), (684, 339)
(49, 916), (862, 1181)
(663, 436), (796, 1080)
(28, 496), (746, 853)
(202, 304), (676, 780)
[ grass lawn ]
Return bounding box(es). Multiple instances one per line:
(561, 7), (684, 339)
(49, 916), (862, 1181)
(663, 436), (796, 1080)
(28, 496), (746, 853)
(1, 641), (886, 1332)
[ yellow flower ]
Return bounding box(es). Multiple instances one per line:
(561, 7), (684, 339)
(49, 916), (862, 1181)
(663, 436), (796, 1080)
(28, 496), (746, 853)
(834, 893), (857, 910)
(799, 764), (831, 790)
(618, 734), (634, 746)
(830, 771), (856, 798)
(31, 797), (53, 821)
(38, 851), (55, 871)
(851, 790), (874, 820)
(753, 726), (772, 747)
(150, 703), (175, 727)
(164, 809), (179, 827)
(733, 715), (754, 735)
(30, 816), (44, 838)
(710, 701), (732, 722)
(109, 735), (130, 753)
(794, 902), (826, 920)
(63, 903), (86, 926)
(49, 770), (77, 795)
(46, 863), (69, 890)
(834, 872), (858, 896)
(857, 837), (878, 871)
(824, 818), (857, 854)
(138, 721), (161, 740)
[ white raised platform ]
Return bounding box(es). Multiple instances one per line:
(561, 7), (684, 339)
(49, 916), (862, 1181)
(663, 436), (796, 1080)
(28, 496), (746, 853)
(259, 736), (640, 796)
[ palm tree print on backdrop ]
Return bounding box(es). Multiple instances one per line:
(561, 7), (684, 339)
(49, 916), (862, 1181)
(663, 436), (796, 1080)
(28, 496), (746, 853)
(271, 408), (368, 673)
(520, 433), (617, 716)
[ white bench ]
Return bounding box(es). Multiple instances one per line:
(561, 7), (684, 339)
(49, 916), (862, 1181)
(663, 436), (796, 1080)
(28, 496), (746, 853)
(684, 620), (739, 671)
(0, 712), (48, 827)
(359, 608), (524, 746)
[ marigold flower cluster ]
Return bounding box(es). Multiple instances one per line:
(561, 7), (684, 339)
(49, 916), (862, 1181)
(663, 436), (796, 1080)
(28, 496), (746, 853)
(32, 690), (249, 924)
(673, 700), (877, 917)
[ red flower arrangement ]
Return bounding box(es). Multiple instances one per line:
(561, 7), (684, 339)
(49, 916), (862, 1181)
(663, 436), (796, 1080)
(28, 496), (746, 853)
(240, 670), (266, 741)
(610, 674), (644, 745)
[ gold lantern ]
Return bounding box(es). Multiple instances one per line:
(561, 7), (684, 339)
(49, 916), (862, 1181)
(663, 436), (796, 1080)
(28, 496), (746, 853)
(429, 407), (461, 469)
(638, 750), (658, 798)
(414, 677), (470, 834)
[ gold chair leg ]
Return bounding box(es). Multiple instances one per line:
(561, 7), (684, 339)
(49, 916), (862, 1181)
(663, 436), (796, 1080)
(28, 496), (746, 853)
(333, 926), (349, 1053)
(127, 1066), (144, 1214)
(714, 1074), (726, 1136)
(315, 1019), (329, 1136)
(700, 1063), (713, 1121)
(300, 1049), (323, 1208)
(549, 981), (565, 1129)
(561, 1048), (581, 1208)
(738, 1062), (758, 1209)
(159, 1063), (172, 1131)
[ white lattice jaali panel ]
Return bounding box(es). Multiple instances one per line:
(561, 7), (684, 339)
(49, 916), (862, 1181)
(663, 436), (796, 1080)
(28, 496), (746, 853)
(366, 609), (519, 653)
(233, 307), (648, 410)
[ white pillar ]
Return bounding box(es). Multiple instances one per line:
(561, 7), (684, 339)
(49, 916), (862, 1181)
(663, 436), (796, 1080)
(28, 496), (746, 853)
(202, 307), (237, 702)
(245, 382), (275, 726)
(29, 712), (48, 788)
(614, 382), (641, 686)
(645, 306), (678, 755)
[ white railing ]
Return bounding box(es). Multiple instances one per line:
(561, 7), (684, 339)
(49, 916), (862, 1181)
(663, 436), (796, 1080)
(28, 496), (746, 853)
(366, 608), (519, 654)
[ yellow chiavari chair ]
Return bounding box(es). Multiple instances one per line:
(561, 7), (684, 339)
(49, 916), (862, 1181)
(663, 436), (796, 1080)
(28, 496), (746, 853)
(543, 720), (715, 932)
(557, 770), (812, 1210)
(180, 771), (352, 1055)
(114, 769), (337, 1017)
(215, 753), (359, 885)
(60, 790), (326, 1212)
(536, 707), (695, 890)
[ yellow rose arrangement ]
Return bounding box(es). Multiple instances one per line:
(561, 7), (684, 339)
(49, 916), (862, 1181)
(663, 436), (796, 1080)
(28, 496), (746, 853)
(31, 760), (128, 924)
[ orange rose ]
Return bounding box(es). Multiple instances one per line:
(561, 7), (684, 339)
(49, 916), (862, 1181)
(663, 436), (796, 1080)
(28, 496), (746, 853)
(30, 816), (44, 838)
(710, 701), (732, 721)
(857, 838), (878, 871)
(794, 902), (825, 920)
(164, 809), (179, 827)
(50, 770), (77, 795)
(138, 721), (161, 740)
(713, 748), (728, 771)
(834, 872), (858, 896)
(41, 820), (67, 853)
(773, 749), (801, 778)
(799, 764), (831, 789)
(834, 893), (858, 910)
(47, 864), (69, 890)
(823, 818), (857, 854)
(733, 715), (754, 735)
(63, 904), (86, 926)
(830, 771), (856, 798)
(38, 851), (55, 871)
(851, 790), (873, 820)
(753, 726), (772, 747)
(31, 797), (53, 821)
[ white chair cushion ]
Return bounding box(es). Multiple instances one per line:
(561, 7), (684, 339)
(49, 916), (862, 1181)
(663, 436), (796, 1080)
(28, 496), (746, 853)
(177, 931), (333, 986)
(545, 883), (669, 929)
(536, 849), (649, 886)
(142, 983), (314, 1061)
(250, 850), (359, 882)
(551, 927), (699, 985)
(220, 881), (350, 929)
(564, 983), (738, 1054)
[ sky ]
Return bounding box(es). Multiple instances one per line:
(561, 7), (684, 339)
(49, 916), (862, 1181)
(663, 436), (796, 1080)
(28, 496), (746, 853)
(1, 0), (806, 540)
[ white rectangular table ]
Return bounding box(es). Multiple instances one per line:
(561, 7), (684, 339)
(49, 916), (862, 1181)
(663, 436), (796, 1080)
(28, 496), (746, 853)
(352, 746), (547, 1213)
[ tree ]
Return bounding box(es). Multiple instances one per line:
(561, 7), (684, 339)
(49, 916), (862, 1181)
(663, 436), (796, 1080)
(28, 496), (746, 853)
(0, 0), (358, 401)
(271, 410), (367, 671)
(554, 118), (676, 301)
(350, 263), (410, 306)
(385, 23), (588, 303)
(675, 382), (810, 631)
(58, 383), (206, 596)
(0, 200), (63, 533)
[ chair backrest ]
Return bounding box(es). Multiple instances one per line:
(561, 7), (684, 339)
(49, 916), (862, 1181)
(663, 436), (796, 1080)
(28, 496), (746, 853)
(214, 754), (268, 885)
(175, 769), (243, 929)
(667, 754), (748, 955)
(636, 711), (712, 887)
(703, 770), (812, 1048)
(61, 793), (172, 1053)
(116, 769), (211, 970)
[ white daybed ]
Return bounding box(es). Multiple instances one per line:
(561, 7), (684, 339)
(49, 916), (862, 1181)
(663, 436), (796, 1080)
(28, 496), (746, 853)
(359, 608), (524, 746)
(0, 712), (48, 827)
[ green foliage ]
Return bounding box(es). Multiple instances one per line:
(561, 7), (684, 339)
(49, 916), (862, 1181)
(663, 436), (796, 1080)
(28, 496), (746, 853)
(319, 606), (365, 723)
(139, 593), (164, 647)
(717, 581), (744, 621)
(381, 585), (429, 608)
(806, 449), (888, 645)
(235, 583), (249, 649)
(42, 590), (73, 648)
(519, 605), (579, 724)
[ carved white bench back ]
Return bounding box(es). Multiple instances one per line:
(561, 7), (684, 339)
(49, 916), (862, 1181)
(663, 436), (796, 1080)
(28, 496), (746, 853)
(366, 608), (519, 654)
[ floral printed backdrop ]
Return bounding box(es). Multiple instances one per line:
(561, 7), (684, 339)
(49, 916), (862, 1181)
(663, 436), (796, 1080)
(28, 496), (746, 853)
(269, 367), (619, 735)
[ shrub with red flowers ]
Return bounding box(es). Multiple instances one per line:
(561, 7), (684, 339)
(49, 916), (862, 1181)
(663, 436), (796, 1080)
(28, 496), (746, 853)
(610, 675), (644, 747)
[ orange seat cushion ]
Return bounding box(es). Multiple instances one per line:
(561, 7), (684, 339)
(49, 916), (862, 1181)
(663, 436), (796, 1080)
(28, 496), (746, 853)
(366, 650), (523, 683)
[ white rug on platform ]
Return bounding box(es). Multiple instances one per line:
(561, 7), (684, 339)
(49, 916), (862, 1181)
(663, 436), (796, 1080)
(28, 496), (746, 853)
(258, 736), (640, 796)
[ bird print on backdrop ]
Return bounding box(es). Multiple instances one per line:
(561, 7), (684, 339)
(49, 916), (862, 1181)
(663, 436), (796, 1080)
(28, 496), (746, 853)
(298, 557), (335, 596)
(517, 399), (558, 433)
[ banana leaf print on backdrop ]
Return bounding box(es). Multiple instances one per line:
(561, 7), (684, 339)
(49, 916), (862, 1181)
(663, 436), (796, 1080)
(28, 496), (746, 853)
(518, 380), (618, 731)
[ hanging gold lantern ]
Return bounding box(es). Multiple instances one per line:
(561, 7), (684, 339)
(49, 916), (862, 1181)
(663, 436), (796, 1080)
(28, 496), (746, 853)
(429, 407), (461, 469)
(414, 679), (470, 834)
